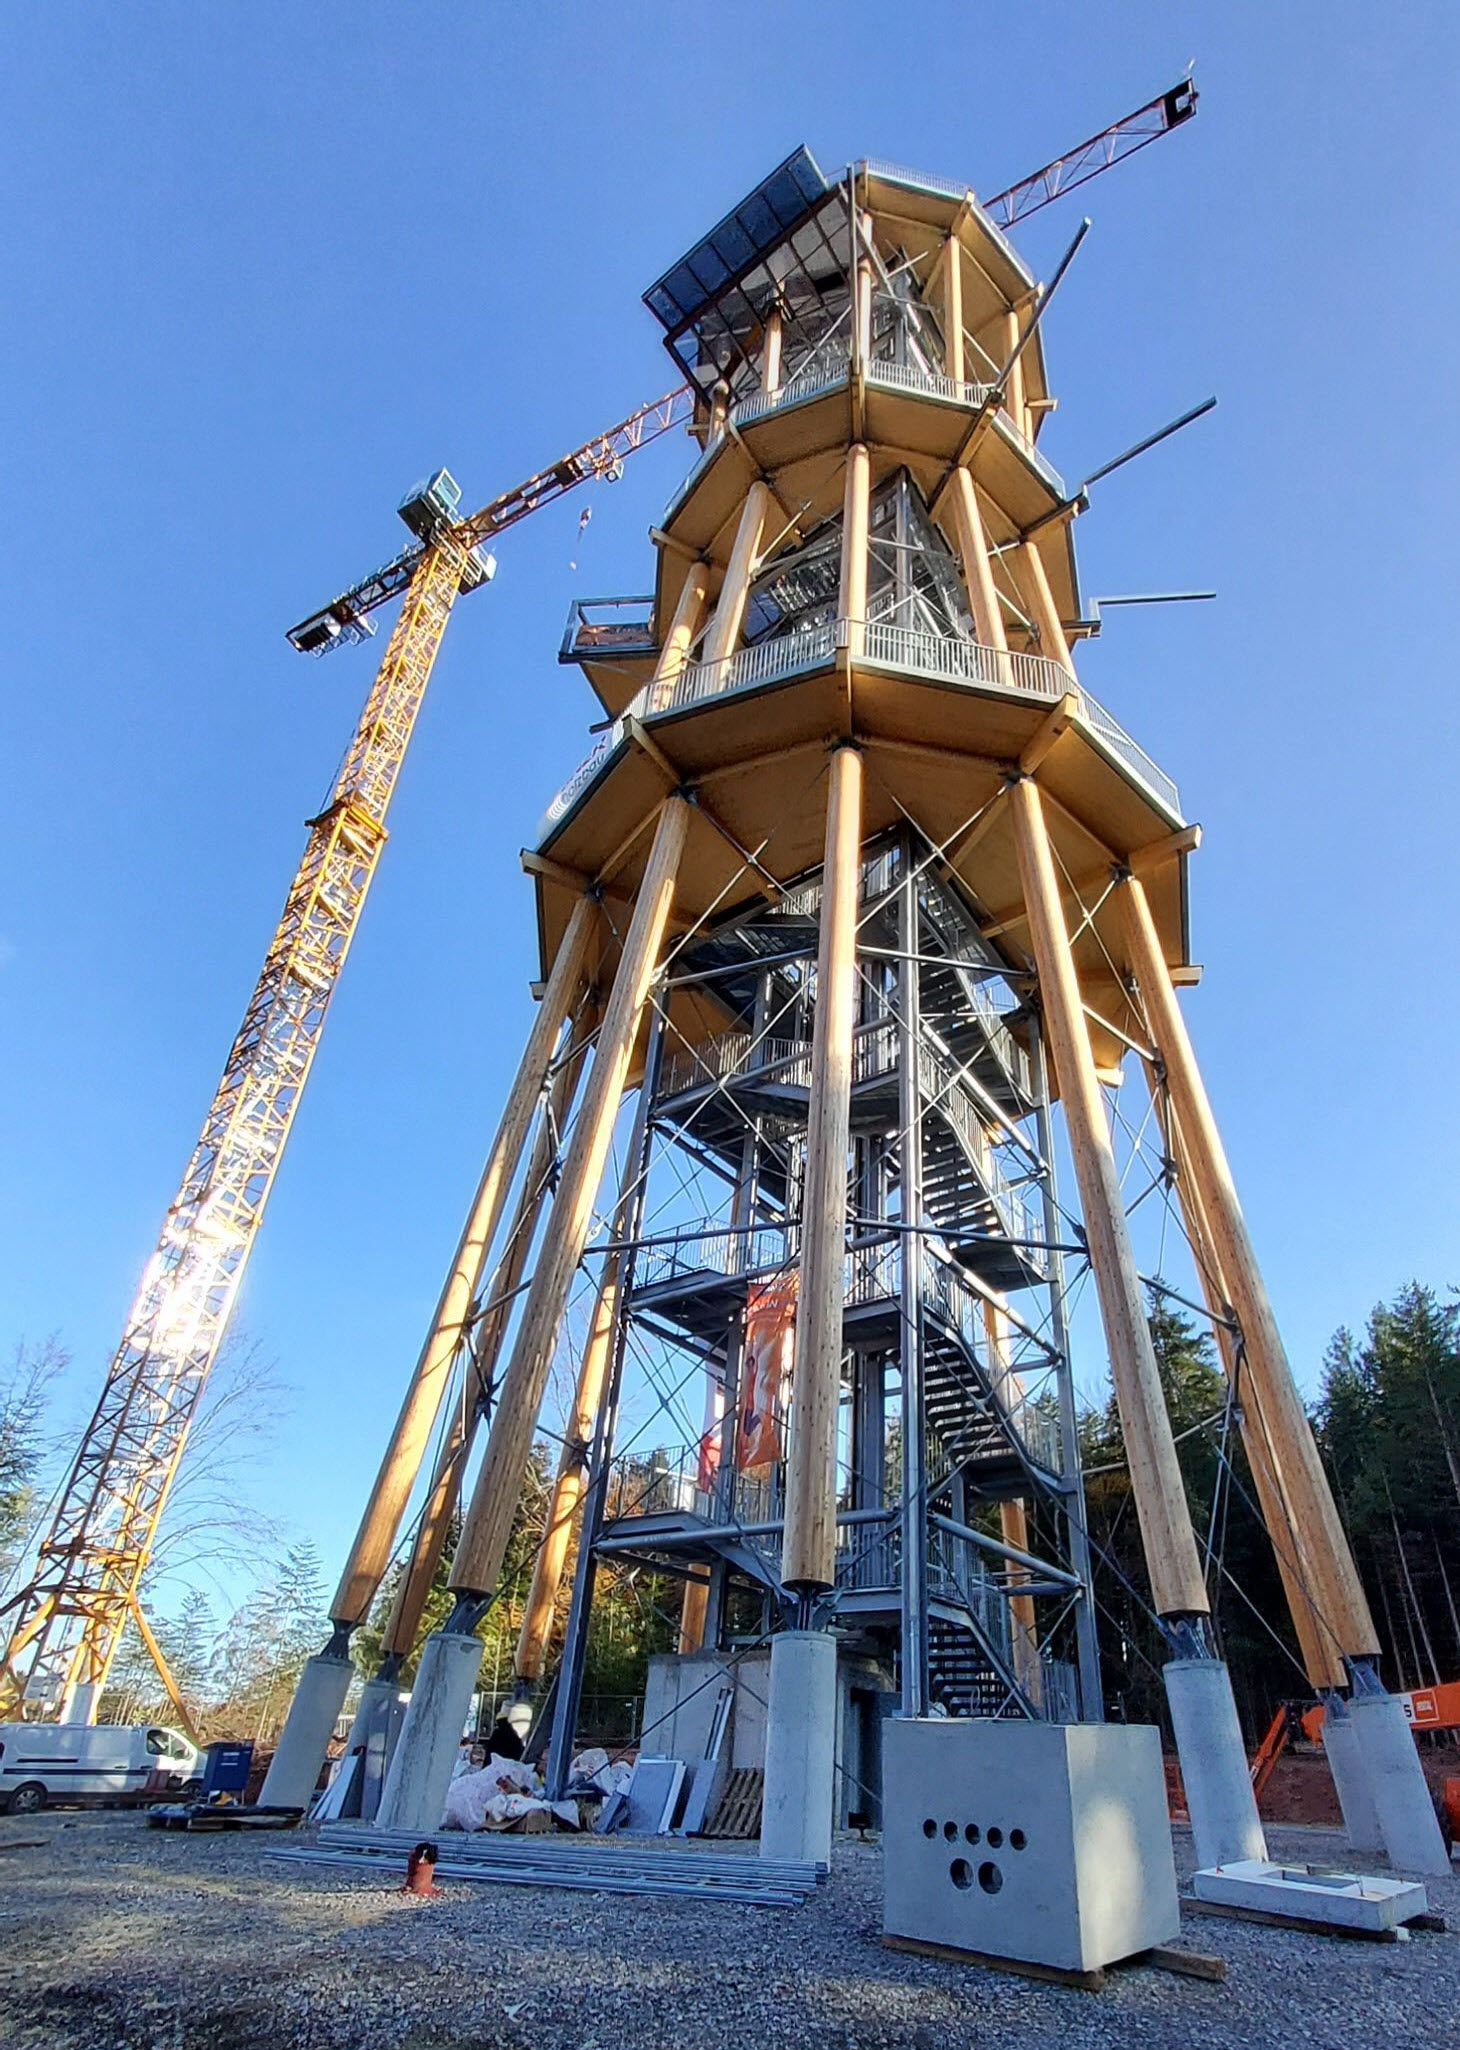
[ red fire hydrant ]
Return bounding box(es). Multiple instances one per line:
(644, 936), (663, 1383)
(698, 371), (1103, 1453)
(400, 1841), (443, 1897)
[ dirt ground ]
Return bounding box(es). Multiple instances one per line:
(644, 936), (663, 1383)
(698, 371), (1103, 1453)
(1, 1809), (1457, 2050)
(1256, 1743), (1460, 1828)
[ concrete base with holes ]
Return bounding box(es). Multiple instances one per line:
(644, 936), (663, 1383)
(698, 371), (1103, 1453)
(882, 1718), (1180, 1975)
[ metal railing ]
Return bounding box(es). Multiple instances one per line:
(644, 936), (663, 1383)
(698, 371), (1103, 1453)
(560, 595), (657, 662)
(677, 348), (1046, 513)
(629, 1222), (1057, 1474)
(667, 619), (838, 712)
(657, 1031), (812, 1100)
(632, 1221), (797, 1295)
(1075, 688), (1181, 813)
(540, 608), (1179, 837)
(917, 1044), (1044, 1266)
(865, 356), (994, 410)
(861, 619), (1068, 700)
(539, 717), (629, 830)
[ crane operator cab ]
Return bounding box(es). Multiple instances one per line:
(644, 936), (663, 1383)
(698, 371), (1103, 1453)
(397, 468), (496, 592)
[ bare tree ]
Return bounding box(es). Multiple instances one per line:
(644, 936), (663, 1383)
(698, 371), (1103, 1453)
(0, 1336), (70, 1591)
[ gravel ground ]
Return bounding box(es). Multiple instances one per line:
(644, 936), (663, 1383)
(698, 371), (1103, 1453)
(0, 1811), (1455, 2050)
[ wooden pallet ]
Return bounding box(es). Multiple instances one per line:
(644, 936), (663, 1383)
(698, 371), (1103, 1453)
(705, 1767), (763, 1839)
(1184, 1896), (1447, 1944)
(884, 1933), (1225, 1992)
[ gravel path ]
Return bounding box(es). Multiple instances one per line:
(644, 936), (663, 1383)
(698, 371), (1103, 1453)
(0, 1811), (1455, 2049)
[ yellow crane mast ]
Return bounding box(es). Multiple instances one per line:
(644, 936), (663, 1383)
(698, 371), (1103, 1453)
(0, 390), (692, 1726)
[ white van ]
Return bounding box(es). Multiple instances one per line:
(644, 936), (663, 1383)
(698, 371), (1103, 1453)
(0, 1722), (200, 1814)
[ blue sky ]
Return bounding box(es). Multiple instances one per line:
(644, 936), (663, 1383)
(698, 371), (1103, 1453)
(3, 5), (1457, 1610)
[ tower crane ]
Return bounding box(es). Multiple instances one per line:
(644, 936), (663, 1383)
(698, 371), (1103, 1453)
(0, 77), (1197, 1729)
(0, 390), (692, 1727)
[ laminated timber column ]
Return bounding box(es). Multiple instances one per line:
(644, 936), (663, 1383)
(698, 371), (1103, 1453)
(1016, 539), (1072, 670)
(1003, 304), (1030, 440)
(331, 885), (599, 1628)
(258, 893), (596, 1811)
(984, 1302), (1042, 1709)
(647, 562), (709, 712)
(940, 469), (1007, 656)
(1153, 1080), (1393, 1847)
(1153, 1089), (1342, 1693)
(1008, 773), (1265, 1869)
(700, 483), (772, 672)
(841, 443), (870, 664)
(940, 229), (965, 383)
(898, 847), (929, 1717)
(375, 1026), (594, 1683)
(377, 798), (689, 1834)
(510, 1140), (639, 1694)
(1119, 871), (1450, 1874)
(762, 743), (862, 1867)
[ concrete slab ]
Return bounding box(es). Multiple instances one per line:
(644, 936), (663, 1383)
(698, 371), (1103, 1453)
(1191, 1858), (1427, 1932)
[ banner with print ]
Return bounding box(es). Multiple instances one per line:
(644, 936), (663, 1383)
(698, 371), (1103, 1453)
(737, 1274), (798, 1474)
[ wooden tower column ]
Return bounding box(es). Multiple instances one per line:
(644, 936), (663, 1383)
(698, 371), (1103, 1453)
(377, 1025), (594, 1675)
(940, 469), (1006, 653)
(511, 1143), (638, 1691)
(1015, 540), (1072, 669)
(647, 563), (709, 712)
(781, 745), (863, 1592)
(1009, 777), (1208, 1618)
(940, 229), (965, 382)
(1118, 871), (1379, 1659)
(984, 1301), (1042, 1707)
(700, 484), (771, 671)
(1010, 773), (1265, 1867)
(841, 444), (870, 662)
(328, 889), (598, 1630)
(448, 796), (691, 1605)
(1151, 1078), (1343, 1691)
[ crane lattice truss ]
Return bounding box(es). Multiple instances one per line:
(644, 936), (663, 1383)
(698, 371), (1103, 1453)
(0, 84), (1198, 1722)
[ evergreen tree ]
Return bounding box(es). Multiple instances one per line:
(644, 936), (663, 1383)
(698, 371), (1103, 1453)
(1316, 1284), (1460, 1684)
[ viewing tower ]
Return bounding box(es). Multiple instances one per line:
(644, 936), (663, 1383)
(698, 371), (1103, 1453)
(269, 147), (1448, 1880)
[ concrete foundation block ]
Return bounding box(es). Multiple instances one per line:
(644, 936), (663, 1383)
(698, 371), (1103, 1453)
(343, 1674), (408, 1824)
(760, 1631), (836, 1867)
(258, 1653), (354, 1810)
(883, 1719), (1180, 1974)
(1349, 1692), (1451, 1877)
(1163, 1657), (1267, 1871)
(375, 1630), (483, 1835)
(1192, 1858), (1426, 1932)
(1321, 1703), (1383, 1857)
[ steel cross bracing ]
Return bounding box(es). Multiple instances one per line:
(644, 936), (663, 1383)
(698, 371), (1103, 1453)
(288, 387), (695, 653)
(0, 542), (468, 1716)
(546, 829), (1100, 1733)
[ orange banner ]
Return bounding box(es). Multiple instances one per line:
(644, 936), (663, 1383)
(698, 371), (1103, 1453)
(738, 1274), (798, 1473)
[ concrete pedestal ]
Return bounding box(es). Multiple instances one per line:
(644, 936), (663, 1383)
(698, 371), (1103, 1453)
(760, 1630), (836, 1867)
(375, 1630), (483, 1835)
(63, 1680), (102, 1725)
(343, 1674), (407, 1824)
(1349, 1692), (1451, 1877)
(1321, 1702), (1383, 1857)
(883, 1719), (1179, 1974)
(258, 1653), (354, 1810)
(1163, 1656), (1267, 1870)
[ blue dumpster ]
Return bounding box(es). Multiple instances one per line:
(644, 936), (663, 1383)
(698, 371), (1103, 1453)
(199, 1741), (254, 1799)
